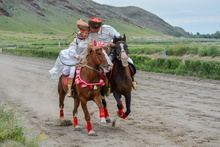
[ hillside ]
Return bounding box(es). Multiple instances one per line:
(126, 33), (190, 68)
(0, 0), (189, 37)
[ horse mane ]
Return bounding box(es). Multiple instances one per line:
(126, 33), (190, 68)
(84, 42), (108, 64)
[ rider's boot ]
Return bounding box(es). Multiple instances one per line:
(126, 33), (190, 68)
(67, 78), (74, 97)
(132, 76), (138, 90)
(107, 85), (111, 96)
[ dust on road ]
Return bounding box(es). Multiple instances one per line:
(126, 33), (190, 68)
(0, 54), (220, 147)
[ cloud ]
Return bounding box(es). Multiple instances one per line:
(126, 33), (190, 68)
(166, 16), (220, 24)
(93, 0), (220, 33)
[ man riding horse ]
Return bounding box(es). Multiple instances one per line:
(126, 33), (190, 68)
(87, 17), (138, 90)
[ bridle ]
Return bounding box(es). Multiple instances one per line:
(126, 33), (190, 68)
(112, 41), (128, 60)
(85, 47), (110, 74)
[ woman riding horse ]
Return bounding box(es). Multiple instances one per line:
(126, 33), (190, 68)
(58, 41), (112, 136)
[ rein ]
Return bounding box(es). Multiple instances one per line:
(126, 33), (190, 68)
(83, 63), (100, 73)
(58, 54), (101, 73)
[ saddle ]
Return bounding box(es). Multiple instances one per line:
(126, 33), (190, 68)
(128, 62), (136, 76)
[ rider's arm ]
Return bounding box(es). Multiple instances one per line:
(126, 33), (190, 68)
(68, 38), (78, 58)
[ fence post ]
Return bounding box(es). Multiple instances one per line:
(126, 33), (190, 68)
(164, 48), (166, 59)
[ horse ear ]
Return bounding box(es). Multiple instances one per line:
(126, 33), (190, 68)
(87, 43), (93, 54)
(93, 40), (97, 46)
(123, 34), (126, 42)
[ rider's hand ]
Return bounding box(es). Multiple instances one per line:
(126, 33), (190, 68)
(108, 42), (115, 47)
(76, 56), (82, 61)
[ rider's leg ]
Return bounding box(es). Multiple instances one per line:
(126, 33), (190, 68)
(67, 66), (76, 97)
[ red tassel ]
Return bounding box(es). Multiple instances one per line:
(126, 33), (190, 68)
(60, 109), (64, 118)
(87, 121), (92, 132)
(100, 108), (105, 118)
(104, 108), (109, 117)
(73, 117), (78, 127)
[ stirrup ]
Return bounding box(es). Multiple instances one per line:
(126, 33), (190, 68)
(67, 90), (73, 97)
(132, 81), (138, 90)
(106, 87), (111, 96)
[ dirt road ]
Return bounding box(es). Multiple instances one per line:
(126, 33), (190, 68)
(0, 54), (220, 147)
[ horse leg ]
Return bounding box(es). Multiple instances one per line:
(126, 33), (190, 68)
(113, 92), (124, 118)
(58, 77), (66, 119)
(94, 96), (107, 125)
(122, 94), (131, 119)
(73, 97), (81, 130)
(59, 94), (65, 119)
(102, 97), (111, 123)
(80, 99), (96, 136)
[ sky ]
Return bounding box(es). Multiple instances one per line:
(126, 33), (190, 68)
(93, 0), (220, 34)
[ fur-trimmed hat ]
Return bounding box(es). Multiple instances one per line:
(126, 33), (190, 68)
(77, 19), (89, 31)
(88, 17), (102, 28)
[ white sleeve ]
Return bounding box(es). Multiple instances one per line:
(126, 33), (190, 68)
(68, 38), (78, 58)
(109, 27), (120, 38)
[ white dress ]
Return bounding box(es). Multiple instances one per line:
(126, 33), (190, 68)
(49, 37), (90, 81)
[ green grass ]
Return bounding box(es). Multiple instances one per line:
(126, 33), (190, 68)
(1, 30), (220, 58)
(0, 106), (38, 147)
(129, 41), (220, 57)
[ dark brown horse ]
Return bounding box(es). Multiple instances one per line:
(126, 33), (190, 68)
(109, 34), (135, 119)
(58, 41), (112, 136)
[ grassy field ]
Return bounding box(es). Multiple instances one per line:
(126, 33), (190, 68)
(1, 31), (220, 57)
(129, 41), (220, 57)
(0, 106), (38, 147)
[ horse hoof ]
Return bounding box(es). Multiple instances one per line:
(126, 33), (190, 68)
(100, 117), (107, 124)
(100, 118), (107, 126)
(106, 117), (111, 123)
(88, 130), (98, 136)
(74, 125), (82, 131)
(100, 122), (107, 126)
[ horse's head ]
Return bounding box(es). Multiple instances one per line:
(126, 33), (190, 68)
(112, 34), (129, 67)
(87, 41), (112, 74)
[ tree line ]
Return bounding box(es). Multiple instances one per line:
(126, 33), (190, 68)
(190, 31), (220, 39)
